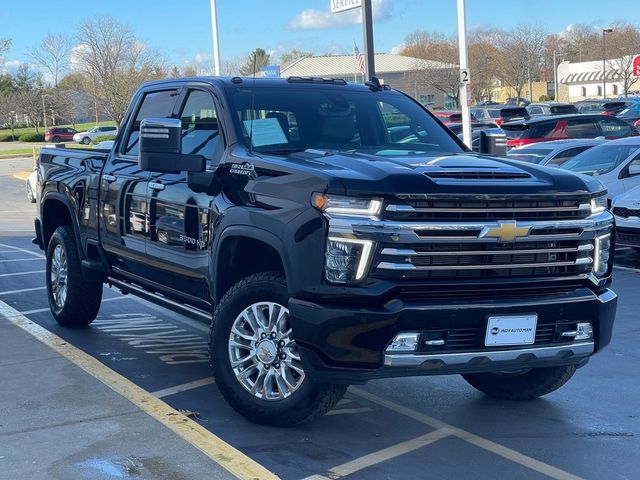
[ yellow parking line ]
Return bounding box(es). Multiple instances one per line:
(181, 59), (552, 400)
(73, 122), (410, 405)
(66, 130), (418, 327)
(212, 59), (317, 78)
(351, 387), (585, 480)
(0, 299), (279, 480)
(12, 170), (31, 181)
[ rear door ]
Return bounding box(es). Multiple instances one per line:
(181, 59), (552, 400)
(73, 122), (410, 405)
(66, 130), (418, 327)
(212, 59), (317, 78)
(99, 88), (180, 279)
(563, 117), (599, 139)
(595, 117), (634, 139)
(145, 87), (225, 303)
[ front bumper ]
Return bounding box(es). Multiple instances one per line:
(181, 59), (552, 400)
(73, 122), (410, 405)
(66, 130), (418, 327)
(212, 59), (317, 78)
(290, 288), (617, 384)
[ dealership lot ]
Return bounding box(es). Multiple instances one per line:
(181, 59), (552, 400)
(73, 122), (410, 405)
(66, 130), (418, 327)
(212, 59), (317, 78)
(0, 169), (639, 480)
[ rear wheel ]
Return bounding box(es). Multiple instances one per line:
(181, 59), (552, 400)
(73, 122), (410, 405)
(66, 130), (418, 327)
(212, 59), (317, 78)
(462, 365), (577, 400)
(209, 272), (346, 426)
(52, 136), (61, 143)
(46, 225), (102, 326)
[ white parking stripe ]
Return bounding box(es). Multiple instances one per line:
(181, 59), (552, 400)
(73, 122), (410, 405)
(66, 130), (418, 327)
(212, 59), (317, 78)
(351, 387), (585, 480)
(614, 265), (640, 273)
(151, 377), (216, 398)
(0, 270), (45, 278)
(0, 243), (45, 259)
(0, 258), (43, 263)
(325, 407), (373, 416)
(0, 286), (46, 295)
(21, 296), (127, 315)
(304, 428), (452, 480)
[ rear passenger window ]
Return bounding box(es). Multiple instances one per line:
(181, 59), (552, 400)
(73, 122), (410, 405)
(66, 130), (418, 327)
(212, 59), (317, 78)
(179, 90), (224, 164)
(124, 89), (179, 156)
(566, 118), (598, 138)
(549, 146), (592, 165)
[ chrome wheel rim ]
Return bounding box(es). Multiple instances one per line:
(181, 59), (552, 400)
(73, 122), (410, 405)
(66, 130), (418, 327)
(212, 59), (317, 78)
(228, 301), (305, 401)
(50, 244), (68, 308)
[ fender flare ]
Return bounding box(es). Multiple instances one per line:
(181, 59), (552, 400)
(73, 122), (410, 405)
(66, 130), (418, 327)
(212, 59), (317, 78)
(211, 224), (293, 300)
(40, 191), (85, 260)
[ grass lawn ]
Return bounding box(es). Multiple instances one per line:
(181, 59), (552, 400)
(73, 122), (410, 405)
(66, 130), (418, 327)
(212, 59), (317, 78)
(0, 143), (97, 158)
(0, 120), (117, 138)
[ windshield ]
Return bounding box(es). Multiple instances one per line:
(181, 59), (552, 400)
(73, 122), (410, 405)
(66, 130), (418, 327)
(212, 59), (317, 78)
(560, 144), (640, 175)
(507, 148), (553, 164)
(620, 103), (640, 115)
(227, 87), (463, 156)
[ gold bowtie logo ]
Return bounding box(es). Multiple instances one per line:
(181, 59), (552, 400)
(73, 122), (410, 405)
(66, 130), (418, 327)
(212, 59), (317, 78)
(481, 221), (531, 242)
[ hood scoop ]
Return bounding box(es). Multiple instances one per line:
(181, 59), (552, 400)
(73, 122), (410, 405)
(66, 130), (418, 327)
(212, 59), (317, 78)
(424, 170), (531, 180)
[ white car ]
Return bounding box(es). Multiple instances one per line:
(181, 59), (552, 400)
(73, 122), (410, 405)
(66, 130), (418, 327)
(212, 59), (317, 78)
(612, 185), (640, 250)
(559, 137), (640, 200)
(507, 139), (606, 167)
(26, 169), (38, 203)
(73, 125), (118, 145)
(93, 140), (115, 150)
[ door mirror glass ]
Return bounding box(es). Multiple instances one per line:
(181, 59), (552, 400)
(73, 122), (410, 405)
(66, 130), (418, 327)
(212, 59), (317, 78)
(628, 164), (640, 176)
(139, 118), (205, 173)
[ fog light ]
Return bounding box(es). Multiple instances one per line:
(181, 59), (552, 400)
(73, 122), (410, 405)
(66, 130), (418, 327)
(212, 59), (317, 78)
(387, 333), (419, 352)
(575, 322), (593, 341)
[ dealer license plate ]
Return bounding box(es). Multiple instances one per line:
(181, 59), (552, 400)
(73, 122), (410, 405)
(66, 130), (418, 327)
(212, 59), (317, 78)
(484, 315), (537, 346)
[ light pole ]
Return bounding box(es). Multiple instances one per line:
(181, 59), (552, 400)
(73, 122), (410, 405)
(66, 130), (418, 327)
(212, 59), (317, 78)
(602, 28), (613, 98)
(209, 0), (221, 76)
(9, 110), (15, 141)
(457, 0), (471, 147)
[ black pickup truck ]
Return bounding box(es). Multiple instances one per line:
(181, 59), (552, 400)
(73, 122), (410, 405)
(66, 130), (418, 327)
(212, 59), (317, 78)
(35, 77), (617, 426)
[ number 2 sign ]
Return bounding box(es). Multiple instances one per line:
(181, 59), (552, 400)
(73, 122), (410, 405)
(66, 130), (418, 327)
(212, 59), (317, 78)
(460, 68), (471, 84)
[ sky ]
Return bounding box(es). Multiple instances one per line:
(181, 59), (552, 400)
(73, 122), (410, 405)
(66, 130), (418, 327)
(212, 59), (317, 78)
(1, 0), (640, 76)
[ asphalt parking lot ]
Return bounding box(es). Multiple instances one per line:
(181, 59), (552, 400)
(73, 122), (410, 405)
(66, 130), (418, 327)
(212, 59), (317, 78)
(1, 162), (639, 480)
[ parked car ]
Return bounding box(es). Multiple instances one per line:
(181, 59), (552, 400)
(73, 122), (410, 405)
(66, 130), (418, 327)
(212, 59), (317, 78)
(505, 97), (530, 106)
(446, 122), (504, 152)
(559, 137), (640, 199)
(431, 110), (478, 124)
(471, 106), (530, 126)
(44, 127), (77, 143)
(26, 168), (38, 203)
(612, 185), (640, 250)
(507, 139), (605, 166)
(617, 102), (640, 126)
(574, 99), (630, 115)
(501, 114), (637, 148)
(73, 125), (118, 145)
(526, 102), (579, 117)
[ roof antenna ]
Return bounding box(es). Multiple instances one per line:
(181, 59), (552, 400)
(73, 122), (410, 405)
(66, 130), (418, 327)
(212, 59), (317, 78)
(248, 52), (257, 155)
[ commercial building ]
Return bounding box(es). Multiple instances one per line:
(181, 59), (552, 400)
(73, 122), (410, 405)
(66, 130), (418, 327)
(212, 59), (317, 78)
(558, 56), (640, 102)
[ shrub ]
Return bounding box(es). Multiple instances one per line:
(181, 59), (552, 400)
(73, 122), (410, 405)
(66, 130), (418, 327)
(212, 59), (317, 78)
(538, 94), (550, 102)
(18, 132), (45, 142)
(92, 135), (117, 145)
(0, 133), (15, 142)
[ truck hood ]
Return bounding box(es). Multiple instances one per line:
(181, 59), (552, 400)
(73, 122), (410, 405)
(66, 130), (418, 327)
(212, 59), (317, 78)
(277, 150), (603, 197)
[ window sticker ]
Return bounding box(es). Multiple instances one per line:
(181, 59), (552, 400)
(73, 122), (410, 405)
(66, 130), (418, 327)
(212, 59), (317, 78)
(243, 117), (288, 147)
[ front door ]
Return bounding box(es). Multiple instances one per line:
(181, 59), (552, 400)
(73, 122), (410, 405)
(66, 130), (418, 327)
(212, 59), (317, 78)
(146, 88), (224, 303)
(99, 88), (180, 279)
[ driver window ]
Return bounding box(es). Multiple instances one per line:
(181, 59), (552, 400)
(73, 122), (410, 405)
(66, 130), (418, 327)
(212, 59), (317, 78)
(180, 90), (223, 166)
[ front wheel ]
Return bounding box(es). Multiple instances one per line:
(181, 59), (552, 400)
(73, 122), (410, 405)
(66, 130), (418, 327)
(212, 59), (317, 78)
(26, 181), (35, 203)
(46, 225), (103, 326)
(81, 136), (91, 145)
(462, 365), (577, 400)
(209, 272), (347, 426)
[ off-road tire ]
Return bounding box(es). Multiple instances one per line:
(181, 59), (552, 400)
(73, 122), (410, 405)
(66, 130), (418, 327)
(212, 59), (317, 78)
(46, 225), (102, 326)
(462, 365), (577, 400)
(209, 271), (347, 426)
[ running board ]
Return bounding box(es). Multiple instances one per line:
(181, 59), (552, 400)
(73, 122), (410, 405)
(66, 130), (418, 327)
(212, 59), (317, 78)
(108, 277), (212, 323)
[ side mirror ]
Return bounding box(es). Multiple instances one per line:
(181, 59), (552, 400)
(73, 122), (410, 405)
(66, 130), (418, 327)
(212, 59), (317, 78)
(628, 164), (640, 176)
(139, 118), (205, 173)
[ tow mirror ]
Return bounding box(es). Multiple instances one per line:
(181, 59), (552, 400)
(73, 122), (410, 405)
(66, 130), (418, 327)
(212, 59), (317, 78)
(139, 118), (205, 173)
(628, 164), (640, 176)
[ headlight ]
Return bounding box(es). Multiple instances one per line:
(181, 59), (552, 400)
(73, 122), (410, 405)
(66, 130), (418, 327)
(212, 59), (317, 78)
(593, 233), (612, 277)
(312, 193), (383, 218)
(591, 194), (607, 215)
(325, 237), (373, 283)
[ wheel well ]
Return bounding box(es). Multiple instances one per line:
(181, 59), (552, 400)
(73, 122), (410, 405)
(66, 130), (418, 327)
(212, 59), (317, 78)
(42, 199), (72, 248)
(215, 236), (285, 302)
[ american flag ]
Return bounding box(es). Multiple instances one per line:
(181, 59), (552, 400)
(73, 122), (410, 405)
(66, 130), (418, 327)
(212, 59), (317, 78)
(354, 42), (366, 75)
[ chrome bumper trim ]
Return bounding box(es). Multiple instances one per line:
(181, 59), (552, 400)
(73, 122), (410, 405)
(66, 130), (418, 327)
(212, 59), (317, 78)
(384, 342), (595, 367)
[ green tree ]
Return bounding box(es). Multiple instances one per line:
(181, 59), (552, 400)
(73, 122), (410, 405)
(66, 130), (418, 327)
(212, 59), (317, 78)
(279, 48), (312, 66)
(239, 48), (271, 76)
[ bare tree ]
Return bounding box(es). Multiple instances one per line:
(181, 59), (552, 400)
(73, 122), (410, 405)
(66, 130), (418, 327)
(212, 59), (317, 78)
(468, 29), (502, 103)
(28, 33), (72, 88)
(0, 38), (10, 68)
(0, 93), (19, 139)
(496, 25), (546, 102)
(74, 16), (166, 125)
(605, 23), (640, 96)
(279, 48), (312, 66)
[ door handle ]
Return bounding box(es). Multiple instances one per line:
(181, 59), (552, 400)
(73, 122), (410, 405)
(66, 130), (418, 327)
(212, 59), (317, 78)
(149, 182), (165, 191)
(103, 174), (117, 183)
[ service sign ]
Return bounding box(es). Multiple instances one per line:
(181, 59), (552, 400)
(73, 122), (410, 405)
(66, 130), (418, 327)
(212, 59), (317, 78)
(330, 0), (362, 13)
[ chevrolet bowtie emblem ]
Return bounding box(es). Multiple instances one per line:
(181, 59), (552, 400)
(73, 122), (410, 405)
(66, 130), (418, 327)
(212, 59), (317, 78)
(480, 221), (531, 242)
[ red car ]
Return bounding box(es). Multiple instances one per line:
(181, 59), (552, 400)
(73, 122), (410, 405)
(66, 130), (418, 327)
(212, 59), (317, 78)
(432, 111), (478, 124)
(44, 127), (78, 143)
(501, 114), (638, 148)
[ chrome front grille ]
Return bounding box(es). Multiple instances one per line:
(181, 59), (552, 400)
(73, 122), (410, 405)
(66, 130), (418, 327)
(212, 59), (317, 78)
(375, 240), (593, 280)
(385, 195), (591, 222)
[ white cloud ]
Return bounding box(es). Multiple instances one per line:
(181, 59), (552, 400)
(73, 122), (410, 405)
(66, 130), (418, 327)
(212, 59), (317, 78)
(390, 43), (405, 55)
(288, 0), (393, 30)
